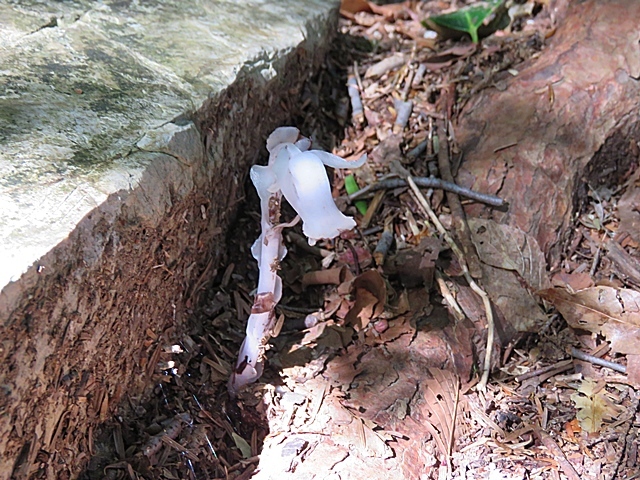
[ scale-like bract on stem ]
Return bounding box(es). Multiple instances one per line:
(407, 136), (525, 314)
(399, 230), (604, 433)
(228, 127), (365, 395)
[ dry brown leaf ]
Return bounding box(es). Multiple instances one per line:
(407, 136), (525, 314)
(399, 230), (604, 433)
(345, 270), (387, 330)
(415, 368), (461, 461)
(384, 237), (444, 289)
(339, 0), (372, 17)
(570, 379), (623, 434)
(300, 322), (328, 346)
(323, 345), (362, 387)
(551, 271), (594, 290)
(468, 218), (549, 333)
(337, 244), (372, 270)
(618, 187), (640, 244)
(367, 315), (414, 345)
(350, 417), (394, 458)
(540, 286), (640, 354)
(626, 354), (640, 388)
(468, 218), (549, 291)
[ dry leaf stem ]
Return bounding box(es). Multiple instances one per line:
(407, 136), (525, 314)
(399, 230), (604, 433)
(406, 176), (495, 391)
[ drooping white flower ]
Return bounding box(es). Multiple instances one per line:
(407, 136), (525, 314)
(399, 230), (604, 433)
(269, 132), (366, 245)
(229, 127), (365, 395)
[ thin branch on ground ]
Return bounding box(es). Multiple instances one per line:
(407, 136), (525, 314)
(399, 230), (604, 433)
(570, 347), (627, 374)
(348, 175), (507, 207)
(406, 175), (495, 391)
(436, 119), (482, 278)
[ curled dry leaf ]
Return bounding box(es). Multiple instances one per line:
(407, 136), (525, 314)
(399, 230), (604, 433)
(539, 286), (640, 355)
(301, 266), (352, 287)
(570, 379), (623, 434)
(345, 270), (387, 330)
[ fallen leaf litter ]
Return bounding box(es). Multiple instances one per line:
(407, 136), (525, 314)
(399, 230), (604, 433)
(84, 1), (640, 479)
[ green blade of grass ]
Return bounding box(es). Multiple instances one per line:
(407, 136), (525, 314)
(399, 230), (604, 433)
(344, 174), (368, 215)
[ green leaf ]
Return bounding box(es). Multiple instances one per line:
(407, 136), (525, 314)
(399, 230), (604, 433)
(345, 174), (368, 215)
(231, 432), (252, 459)
(424, 0), (509, 44)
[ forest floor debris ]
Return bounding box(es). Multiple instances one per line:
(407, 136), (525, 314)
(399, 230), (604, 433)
(83, 1), (639, 479)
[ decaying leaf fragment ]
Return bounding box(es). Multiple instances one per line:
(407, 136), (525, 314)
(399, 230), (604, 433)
(540, 286), (640, 355)
(345, 270), (387, 330)
(570, 379), (622, 434)
(618, 186), (640, 244)
(421, 368), (461, 460)
(467, 218), (549, 333)
(468, 218), (548, 291)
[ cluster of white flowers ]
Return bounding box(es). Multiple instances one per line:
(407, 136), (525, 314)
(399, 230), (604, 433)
(228, 127), (366, 395)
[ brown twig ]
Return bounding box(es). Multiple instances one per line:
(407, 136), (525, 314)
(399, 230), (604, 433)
(406, 176), (495, 391)
(570, 347), (627, 373)
(348, 176), (506, 207)
(534, 427), (581, 480)
(436, 119), (482, 278)
(515, 359), (574, 383)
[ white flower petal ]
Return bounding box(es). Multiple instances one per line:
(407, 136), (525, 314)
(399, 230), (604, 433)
(309, 150), (367, 169)
(294, 137), (311, 151)
(272, 144), (302, 211)
(285, 151), (356, 244)
(266, 126), (299, 152)
(250, 165), (277, 201)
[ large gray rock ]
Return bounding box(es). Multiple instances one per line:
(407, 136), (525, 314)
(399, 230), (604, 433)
(0, 1), (339, 477)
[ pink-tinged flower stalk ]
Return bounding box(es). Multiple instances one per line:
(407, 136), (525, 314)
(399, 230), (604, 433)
(229, 127), (366, 395)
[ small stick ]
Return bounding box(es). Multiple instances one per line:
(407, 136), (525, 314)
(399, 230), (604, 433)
(406, 176), (495, 391)
(373, 220), (394, 266)
(360, 190), (385, 230)
(447, 373), (460, 469)
(393, 99), (413, 133)
(348, 176), (506, 207)
(436, 119), (482, 278)
(348, 75), (365, 126)
(353, 61), (364, 92)
(515, 359), (573, 383)
(401, 68), (415, 101)
(435, 271), (465, 322)
(534, 427), (581, 480)
(412, 63), (426, 88)
(590, 231), (607, 276)
(570, 347), (627, 373)
(406, 139), (428, 160)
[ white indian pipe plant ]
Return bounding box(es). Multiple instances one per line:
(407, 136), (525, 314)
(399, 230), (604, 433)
(228, 127), (366, 395)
